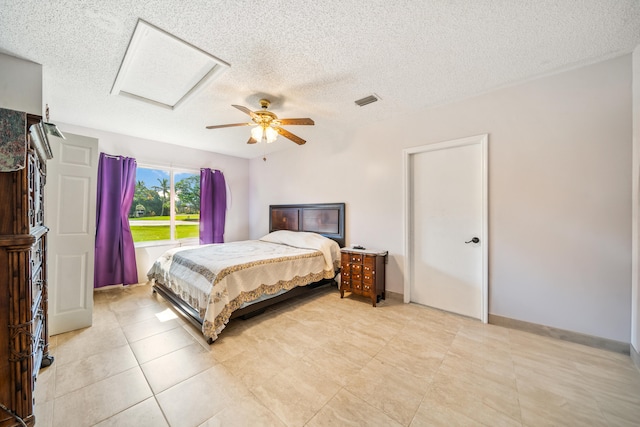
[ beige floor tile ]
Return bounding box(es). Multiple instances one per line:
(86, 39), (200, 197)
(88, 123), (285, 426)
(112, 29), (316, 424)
(431, 363), (521, 424)
(395, 319), (459, 353)
(251, 359), (342, 427)
(345, 358), (430, 425)
(303, 345), (363, 387)
(181, 322), (215, 349)
(424, 379), (521, 427)
(34, 399), (54, 427)
(93, 397), (169, 427)
(260, 321), (325, 359)
(52, 324), (129, 366)
(156, 364), (251, 427)
(208, 324), (261, 363)
(599, 406), (640, 427)
(34, 360), (57, 403)
(221, 339), (295, 389)
(574, 358), (640, 399)
(51, 367), (152, 427)
(592, 388), (640, 424)
(375, 337), (446, 380)
(307, 388), (403, 427)
(198, 394), (286, 427)
(55, 344), (138, 397)
(141, 343), (218, 394)
(91, 304), (121, 329)
(130, 326), (197, 364)
(122, 314), (182, 343)
(316, 337), (376, 367)
(245, 308), (301, 332)
(517, 381), (608, 426)
(410, 397), (490, 427)
(31, 283), (640, 426)
(333, 327), (388, 358)
(114, 301), (173, 327)
(439, 352), (517, 395)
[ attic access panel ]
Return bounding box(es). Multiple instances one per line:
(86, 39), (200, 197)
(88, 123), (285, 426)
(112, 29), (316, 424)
(111, 19), (229, 110)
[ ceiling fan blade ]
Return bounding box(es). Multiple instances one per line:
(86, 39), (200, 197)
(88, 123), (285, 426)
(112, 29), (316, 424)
(278, 118), (315, 126)
(274, 127), (306, 145)
(206, 123), (252, 129)
(247, 137), (257, 144)
(232, 105), (259, 120)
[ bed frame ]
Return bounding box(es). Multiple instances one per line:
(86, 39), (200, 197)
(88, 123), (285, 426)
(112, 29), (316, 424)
(152, 202), (345, 343)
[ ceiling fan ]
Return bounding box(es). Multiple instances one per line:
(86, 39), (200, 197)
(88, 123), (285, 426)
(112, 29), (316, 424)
(206, 99), (314, 145)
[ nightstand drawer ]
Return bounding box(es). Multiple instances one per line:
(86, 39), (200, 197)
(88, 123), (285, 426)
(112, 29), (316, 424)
(362, 282), (374, 295)
(363, 256), (376, 268)
(348, 254), (363, 264)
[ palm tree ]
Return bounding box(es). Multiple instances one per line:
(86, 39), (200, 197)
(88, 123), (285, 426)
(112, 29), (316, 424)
(153, 178), (170, 216)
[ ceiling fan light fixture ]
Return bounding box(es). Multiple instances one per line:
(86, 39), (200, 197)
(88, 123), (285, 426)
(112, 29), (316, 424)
(265, 126), (278, 143)
(207, 98), (311, 146)
(250, 124), (278, 143)
(251, 125), (264, 141)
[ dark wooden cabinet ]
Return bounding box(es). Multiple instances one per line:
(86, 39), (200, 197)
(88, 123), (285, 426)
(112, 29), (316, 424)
(0, 112), (53, 427)
(340, 248), (387, 306)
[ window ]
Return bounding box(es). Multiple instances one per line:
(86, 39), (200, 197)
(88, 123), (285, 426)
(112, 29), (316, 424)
(128, 166), (200, 244)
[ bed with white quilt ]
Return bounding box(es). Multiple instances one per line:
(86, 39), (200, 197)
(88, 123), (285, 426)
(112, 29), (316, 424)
(148, 203), (345, 343)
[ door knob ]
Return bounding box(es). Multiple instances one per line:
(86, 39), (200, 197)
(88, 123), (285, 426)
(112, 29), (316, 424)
(465, 237), (480, 244)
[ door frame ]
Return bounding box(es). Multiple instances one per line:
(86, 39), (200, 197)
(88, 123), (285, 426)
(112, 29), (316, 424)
(402, 134), (489, 323)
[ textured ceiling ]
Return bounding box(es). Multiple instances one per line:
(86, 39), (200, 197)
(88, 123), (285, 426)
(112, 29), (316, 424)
(1, 0), (639, 159)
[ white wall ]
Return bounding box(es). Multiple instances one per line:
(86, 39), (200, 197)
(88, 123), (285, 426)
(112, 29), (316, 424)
(58, 123), (251, 282)
(0, 52), (42, 114)
(249, 55), (633, 343)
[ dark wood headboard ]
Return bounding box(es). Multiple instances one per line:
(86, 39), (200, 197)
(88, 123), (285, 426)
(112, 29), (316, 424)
(269, 203), (345, 247)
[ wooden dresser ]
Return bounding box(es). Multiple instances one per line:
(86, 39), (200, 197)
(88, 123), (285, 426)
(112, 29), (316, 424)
(0, 112), (54, 427)
(340, 248), (387, 307)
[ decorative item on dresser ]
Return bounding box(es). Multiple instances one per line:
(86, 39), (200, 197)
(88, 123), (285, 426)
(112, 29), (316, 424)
(340, 247), (387, 307)
(0, 109), (54, 427)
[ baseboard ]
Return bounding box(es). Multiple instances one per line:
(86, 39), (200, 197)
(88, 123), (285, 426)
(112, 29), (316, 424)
(385, 290), (403, 301)
(632, 345), (640, 371)
(489, 314), (629, 355)
(93, 282), (150, 292)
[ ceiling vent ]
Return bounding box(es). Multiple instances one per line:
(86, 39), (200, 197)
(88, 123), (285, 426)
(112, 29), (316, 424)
(111, 19), (230, 110)
(354, 94), (380, 107)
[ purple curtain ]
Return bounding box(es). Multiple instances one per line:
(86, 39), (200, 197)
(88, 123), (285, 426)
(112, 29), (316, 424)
(200, 168), (227, 244)
(94, 153), (138, 288)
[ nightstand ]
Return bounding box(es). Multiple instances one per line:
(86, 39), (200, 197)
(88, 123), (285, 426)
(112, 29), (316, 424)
(340, 248), (387, 306)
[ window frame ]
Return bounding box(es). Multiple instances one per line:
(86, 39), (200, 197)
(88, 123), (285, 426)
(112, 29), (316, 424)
(131, 163), (200, 248)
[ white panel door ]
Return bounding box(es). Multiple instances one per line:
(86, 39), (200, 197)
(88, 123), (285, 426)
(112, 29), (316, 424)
(46, 133), (98, 335)
(406, 135), (487, 320)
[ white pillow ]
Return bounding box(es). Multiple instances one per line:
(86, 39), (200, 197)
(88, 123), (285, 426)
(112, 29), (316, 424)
(260, 230), (340, 270)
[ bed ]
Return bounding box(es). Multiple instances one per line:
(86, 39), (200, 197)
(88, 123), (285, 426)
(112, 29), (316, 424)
(148, 203), (345, 343)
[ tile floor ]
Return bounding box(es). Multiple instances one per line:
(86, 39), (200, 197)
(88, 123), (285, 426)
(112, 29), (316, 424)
(34, 283), (640, 427)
